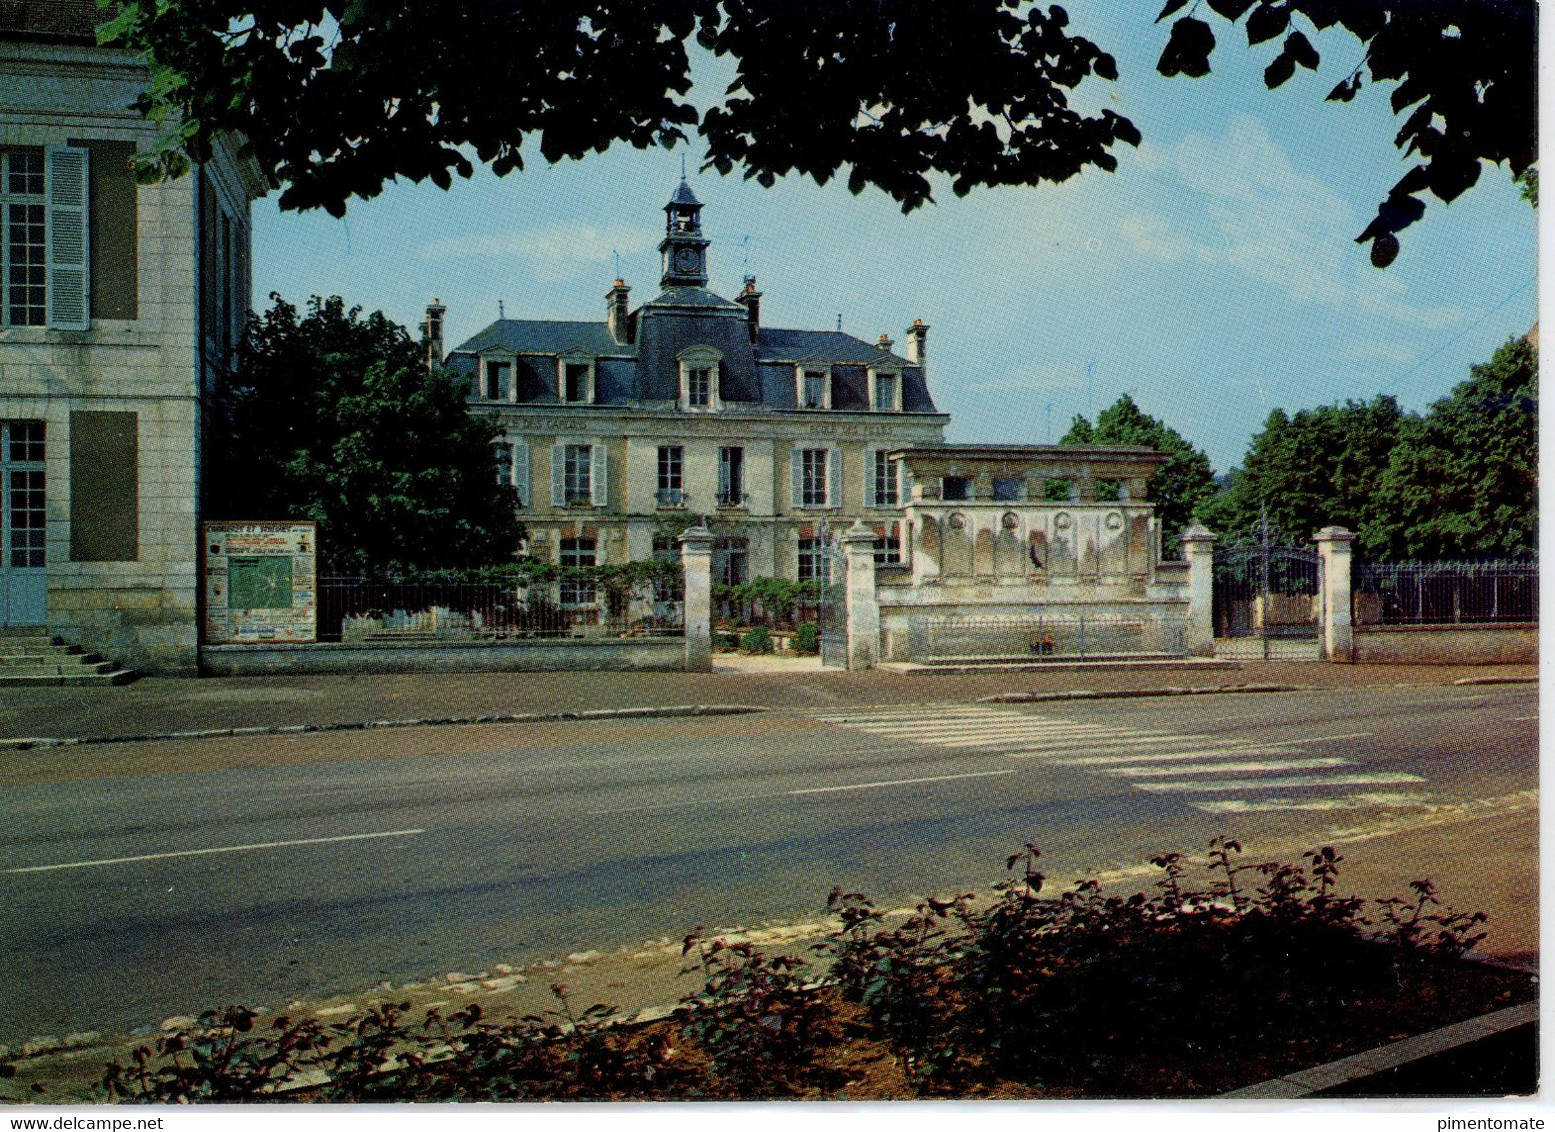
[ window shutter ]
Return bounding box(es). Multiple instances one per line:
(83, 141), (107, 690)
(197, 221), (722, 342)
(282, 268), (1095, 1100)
(591, 442), (608, 506)
(512, 440), (530, 508)
(790, 446), (804, 510)
(718, 449), (730, 501)
(551, 442), (566, 507)
(828, 446), (842, 508)
(899, 463), (912, 506)
(46, 146), (90, 330)
(863, 448), (877, 507)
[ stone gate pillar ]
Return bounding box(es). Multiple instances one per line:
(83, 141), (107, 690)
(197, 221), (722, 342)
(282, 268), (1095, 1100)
(679, 524), (715, 672)
(1179, 523), (1216, 657)
(1314, 526), (1356, 663)
(840, 521), (880, 670)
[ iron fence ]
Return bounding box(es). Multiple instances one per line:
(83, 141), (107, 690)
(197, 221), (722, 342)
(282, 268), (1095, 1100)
(907, 613), (1189, 661)
(1352, 561), (1537, 626)
(316, 576), (683, 643)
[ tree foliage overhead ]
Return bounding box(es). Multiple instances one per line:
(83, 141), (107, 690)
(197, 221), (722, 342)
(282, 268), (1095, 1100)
(98, 0), (1136, 217)
(206, 295), (523, 572)
(1061, 394), (1216, 556)
(1154, 0), (1536, 267)
(96, 0), (1533, 258)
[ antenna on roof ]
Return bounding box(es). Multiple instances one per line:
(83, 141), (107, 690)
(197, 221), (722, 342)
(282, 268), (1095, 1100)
(680, 152), (687, 179)
(613, 249), (621, 278)
(741, 235), (751, 273)
(837, 314), (843, 332)
(499, 300), (505, 319)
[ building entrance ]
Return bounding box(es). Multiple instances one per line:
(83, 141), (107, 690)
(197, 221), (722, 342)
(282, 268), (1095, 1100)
(1, 420), (46, 626)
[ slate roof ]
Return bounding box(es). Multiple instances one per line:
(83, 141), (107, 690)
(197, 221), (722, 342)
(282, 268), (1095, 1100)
(0, 1), (103, 41)
(453, 319), (625, 357)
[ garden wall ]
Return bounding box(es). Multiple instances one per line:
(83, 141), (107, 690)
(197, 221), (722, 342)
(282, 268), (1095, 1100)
(200, 637), (685, 676)
(1350, 623), (1537, 665)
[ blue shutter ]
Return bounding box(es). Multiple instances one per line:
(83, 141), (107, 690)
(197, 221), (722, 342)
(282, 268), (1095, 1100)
(551, 442), (566, 507)
(46, 146), (89, 330)
(863, 447), (877, 507)
(827, 447), (842, 508)
(591, 443), (608, 506)
(512, 440), (530, 508)
(790, 446), (804, 510)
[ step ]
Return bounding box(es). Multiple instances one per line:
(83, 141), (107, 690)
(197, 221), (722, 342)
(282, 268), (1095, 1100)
(0, 668), (137, 687)
(0, 647), (93, 665)
(917, 652), (1187, 666)
(0, 658), (119, 677)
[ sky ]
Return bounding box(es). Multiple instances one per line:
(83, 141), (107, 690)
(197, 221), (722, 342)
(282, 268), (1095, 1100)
(249, 3), (1539, 476)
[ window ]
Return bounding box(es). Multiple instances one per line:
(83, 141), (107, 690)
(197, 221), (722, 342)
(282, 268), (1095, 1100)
(714, 537), (748, 587)
(3, 420), (45, 570)
(3, 151), (45, 327)
(657, 445), (684, 506)
(873, 522), (903, 566)
(797, 537), (826, 582)
(992, 477), (1024, 502)
(483, 360), (511, 401)
(870, 450), (899, 507)
(799, 448), (829, 508)
(559, 537), (596, 605)
(942, 475), (972, 502)
(872, 371), (899, 412)
(494, 440), (529, 507)
(563, 443), (592, 504)
(686, 366), (712, 408)
(718, 446), (744, 506)
(801, 370), (828, 409)
(563, 362), (591, 403)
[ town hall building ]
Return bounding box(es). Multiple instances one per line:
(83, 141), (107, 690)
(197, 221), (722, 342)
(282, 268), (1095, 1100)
(440, 181), (949, 594)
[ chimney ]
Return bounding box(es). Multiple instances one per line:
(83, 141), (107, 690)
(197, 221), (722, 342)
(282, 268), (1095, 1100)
(606, 279), (632, 344)
(905, 319), (928, 371)
(736, 276), (762, 344)
(876, 333), (894, 354)
(424, 297), (446, 371)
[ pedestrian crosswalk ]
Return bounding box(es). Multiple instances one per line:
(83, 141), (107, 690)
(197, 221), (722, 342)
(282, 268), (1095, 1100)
(807, 704), (1433, 815)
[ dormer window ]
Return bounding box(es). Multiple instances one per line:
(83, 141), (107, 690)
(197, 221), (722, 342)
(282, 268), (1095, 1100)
(558, 351), (595, 404)
(870, 370), (900, 412)
(798, 367), (830, 410)
(678, 346), (722, 411)
(481, 358), (513, 401)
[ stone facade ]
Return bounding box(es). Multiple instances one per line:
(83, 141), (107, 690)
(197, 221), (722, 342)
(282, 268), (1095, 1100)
(440, 182), (949, 599)
(0, 16), (266, 672)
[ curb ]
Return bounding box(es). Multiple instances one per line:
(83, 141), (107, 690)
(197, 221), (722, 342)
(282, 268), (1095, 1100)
(1220, 1001), (1538, 1099)
(1453, 675), (1539, 686)
(0, 704), (769, 752)
(978, 683), (1313, 704)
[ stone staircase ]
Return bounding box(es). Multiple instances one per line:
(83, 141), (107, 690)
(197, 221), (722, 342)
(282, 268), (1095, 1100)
(0, 627), (137, 686)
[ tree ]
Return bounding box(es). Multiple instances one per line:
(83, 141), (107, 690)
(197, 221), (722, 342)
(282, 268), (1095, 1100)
(206, 295), (523, 572)
(1155, 1), (1536, 266)
(98, 0), (1135, 217)
(1365, 337), (1537, 560)
(94, 0), (1531, 260)
(1061, 394), (1216, 556)
(1194, 396), (1404, 546)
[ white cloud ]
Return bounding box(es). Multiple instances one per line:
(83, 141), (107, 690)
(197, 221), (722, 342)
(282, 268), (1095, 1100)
(418, 223), (655, 272)
(1118, 212), (1195, 262)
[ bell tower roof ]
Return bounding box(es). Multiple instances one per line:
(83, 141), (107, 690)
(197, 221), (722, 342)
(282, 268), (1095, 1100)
(660, 178), (710, 288)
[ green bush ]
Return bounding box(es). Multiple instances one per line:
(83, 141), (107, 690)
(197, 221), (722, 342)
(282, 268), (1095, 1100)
(716, 631), (741, 651)
(792, 622), (820, 654)
(739, 626), (773, 654)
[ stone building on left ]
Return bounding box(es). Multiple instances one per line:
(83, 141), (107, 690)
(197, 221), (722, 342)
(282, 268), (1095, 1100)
(0, 2), (267, 673)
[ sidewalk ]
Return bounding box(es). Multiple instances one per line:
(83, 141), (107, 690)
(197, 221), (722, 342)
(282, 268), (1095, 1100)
(0, 656), (1535, 743)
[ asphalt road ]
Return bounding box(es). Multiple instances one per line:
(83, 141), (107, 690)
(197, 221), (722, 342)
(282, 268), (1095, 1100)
(0, 684), (1536, 1044)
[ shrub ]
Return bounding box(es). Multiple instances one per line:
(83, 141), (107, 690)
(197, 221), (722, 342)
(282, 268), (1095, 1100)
(716, 631), (741, 651)
(739, 626), (773, 654)
(791, 622), (820, 654)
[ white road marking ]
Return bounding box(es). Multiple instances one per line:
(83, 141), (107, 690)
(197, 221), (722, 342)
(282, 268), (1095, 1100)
(1512, 716), (1536, 722)
(1016, 739), (1289, 760)
(1294, 732), (1374, 744)
(4, 829), (427, 874)
(1193, 792), (1434, 814)
(1108, 757), (1352, 778)
(838, 720), (1117, 737)
(788, 769), (1018, 796)
(1135, 771), (1425, 794)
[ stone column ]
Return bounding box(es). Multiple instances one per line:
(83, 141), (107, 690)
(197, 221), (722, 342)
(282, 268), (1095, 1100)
(679, 524), (715, 672)
(1179, 523), (1216, 657)
(1314, 526), (1356, 663)
(840, 521), (880, 670)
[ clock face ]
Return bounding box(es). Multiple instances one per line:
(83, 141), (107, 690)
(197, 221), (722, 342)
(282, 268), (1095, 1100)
(675, 247), (699, 273)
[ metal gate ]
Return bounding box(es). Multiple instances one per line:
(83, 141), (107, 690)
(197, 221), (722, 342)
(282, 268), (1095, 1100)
(818, 537), (848, 668)
(1213, 533), (1323, 660)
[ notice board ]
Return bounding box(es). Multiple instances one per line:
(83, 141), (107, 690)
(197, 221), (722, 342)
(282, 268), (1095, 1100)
(203, 521), (317, 643)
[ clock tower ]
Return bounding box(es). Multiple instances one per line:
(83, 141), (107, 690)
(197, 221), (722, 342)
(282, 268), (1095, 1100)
(659, 178), (710, 288)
